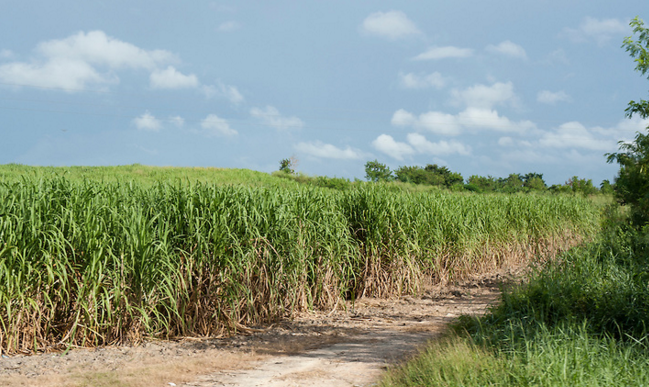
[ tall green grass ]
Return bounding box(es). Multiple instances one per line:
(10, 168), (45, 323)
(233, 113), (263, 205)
(381, 208), (649, 387)
(0, 175), (599, 354)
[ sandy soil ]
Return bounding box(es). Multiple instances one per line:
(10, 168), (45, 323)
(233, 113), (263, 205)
(0, 269), (517, 387)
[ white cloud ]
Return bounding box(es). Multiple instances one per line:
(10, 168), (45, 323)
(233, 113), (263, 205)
(0, 30), (178, 91)
(398, 71), (446, 89)
(169, 116), (184, 127)
(0, 57), (112, 90)
(36, 30), (176, 70)
(457, 107), (535, 133)
(133, 111), (162, 131)
(150, 66), (199, 89)
(497, 136), (532, 148)
(218, 82), (244, 104)
(218, 21), (240, 32)
(406, 133), (470, 156)
(361, 10), (421, 40)
(413, 46), (473, 61)
(562, 17), (628, 45)
(498, 137), (514, 147)
(540, 121), (613, 150)
(544, 49), (570, 65)
(250, 106), (303, 130)
(416, 111), (462, 136)
(451, 82), (516, 109)
(591, 116), (649, 143)
(372, 134), (415, 160)
(0, 49), (13, 59)
(295, 141), (363, 160)
(391, 109), (417, 127)
(537, 90), (571, 104)
(392, 107), (535, 136)
(200, 114), (237, 137)
(485, 41), (527, 59)
(201, 82), (244, 104)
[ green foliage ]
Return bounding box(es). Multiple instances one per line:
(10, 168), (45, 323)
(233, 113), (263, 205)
(382, 210), (649, 387)
(0, 173), (599, 353)
(467, 175), (497, 192)
(607, 16), (649, 226)
(567, 175), (599, 195)
(600, 179), (615, 195)
(279, 156), (297, 174)
(395, 164), (463, 187)
(364, 160), (393, 182)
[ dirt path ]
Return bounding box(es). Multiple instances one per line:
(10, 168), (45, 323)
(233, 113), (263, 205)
(0, 271), (513, 387)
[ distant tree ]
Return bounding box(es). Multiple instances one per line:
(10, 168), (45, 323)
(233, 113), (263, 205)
(424, 164), (463, 187)
(497, 174), (524, 193)
(522, 172), (547, 191)
(395, 165), (443, 185)
(600, 179), (615, 195)
(279, 156), (298, 174)
(364, 160), (393, 182)
(467, 175), (497, 192)
(566, 176), (598, 196)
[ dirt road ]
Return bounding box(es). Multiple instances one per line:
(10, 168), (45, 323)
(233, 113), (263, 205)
(0, 271), (509, 387)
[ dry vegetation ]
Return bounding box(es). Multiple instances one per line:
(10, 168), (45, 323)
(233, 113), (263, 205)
(0, 170), (600, 355)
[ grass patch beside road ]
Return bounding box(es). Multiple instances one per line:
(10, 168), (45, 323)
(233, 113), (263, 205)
(382, 209), (649, 386)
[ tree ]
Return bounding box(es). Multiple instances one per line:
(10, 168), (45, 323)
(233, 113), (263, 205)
(607, 16), (649, 226)
(279, 156), (298, 174)
(600, 180), (615, 195)
(364, 160), (393, 182)
(522, 172), (547, 191)
(566, 176), (598, 196)
(424, 164), (463, 187)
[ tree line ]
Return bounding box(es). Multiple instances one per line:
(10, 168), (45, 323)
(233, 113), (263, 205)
(364, 160), (613, 195)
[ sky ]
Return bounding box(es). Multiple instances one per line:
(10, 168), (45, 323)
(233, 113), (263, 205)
(1, 1), (648, 185)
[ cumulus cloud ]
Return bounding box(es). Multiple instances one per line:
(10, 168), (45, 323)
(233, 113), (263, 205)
(200, 114), (237, 137)
(372, 134), (415, 160)
(150, 66), (199, 89)
(392, 82), (534, 136)
(537, 90), (571, 104)
(451, 82), (516, 109)
(218, 21), (240, 32)
(393, 107), (535, 136)
(0, 49), (13, 59)
(0, 58), (113, 90)
(398, 71), (446, 89)
(219, 82), (244, 104)
(372, 133), (470, 160)
(413, 46), (473, 61)
(415, 111), (463, 136)
(202, 82), (243, 103)
(361, 10), (421, 40)
(169, 116), (184, 127)
(562, 17), (628, 45)
(498, 136), (515, 147)
(37, 30), (175, 70)
(497, 136), (532, 148)
(391, 109), (417, 127)
(544, 49), (570, 65)
(133, 111), (162, 131)
(250, 106), (303, 130)
(295, 141), (363, 160)
(457, 107), (535, 132)
(485, 41), (527, 59)
(0, 30), (178, 90)
(540, 121), (614, 150)
(406, 133), (471, 156)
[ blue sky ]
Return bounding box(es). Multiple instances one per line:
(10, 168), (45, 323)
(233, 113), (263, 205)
(1, 1), (648, 185)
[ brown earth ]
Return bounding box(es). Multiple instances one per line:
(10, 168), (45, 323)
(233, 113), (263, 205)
(0, 268), (520, 387)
